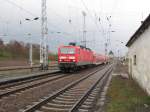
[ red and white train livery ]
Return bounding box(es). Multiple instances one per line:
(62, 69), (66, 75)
(58, 44), (108, 72)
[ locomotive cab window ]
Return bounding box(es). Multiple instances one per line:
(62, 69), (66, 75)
(60, 48), (75, 54)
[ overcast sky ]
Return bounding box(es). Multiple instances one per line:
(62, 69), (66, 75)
(0, 0), (149, 55)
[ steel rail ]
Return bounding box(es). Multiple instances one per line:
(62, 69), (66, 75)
(22, 65), (110, 112)
(0, 71), (60, 85)
(0, 65), (104, 99)
(0, 64), (104, 88)
(70, 67), (112, 112)
(0, 74), (68, 99)
(0, 65), (58, 71)
(0, 72), (61, 89)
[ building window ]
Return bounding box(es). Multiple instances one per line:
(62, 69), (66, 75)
(134, 55), (136, 65)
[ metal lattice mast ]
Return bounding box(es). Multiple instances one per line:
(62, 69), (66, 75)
(40, 0), (48, 69)
(82, 11), (86, 47)
(105, 42), (108, 56)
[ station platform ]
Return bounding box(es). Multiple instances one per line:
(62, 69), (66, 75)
(0, 70), (60, 85)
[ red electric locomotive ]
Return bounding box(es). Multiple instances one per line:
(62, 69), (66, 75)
(58, 43), (93, 72)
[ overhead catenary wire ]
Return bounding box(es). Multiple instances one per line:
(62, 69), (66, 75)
(106, 0), (119, 54)
(80, 0), (106, 53)
(80, 0), (105, 35)
(3, 0), (36, 17)
(2, 0), (75, 38)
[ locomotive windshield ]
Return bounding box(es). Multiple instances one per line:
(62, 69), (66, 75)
(60, 48), (75, 54)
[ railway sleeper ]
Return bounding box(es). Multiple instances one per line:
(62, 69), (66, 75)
(68, 88), (86, 91)
(52, 99), (76, 105)
(80, 104), (92, 109)
(69, 87), (87, 90)
(65, 89), (85, 93)
(65, 90), (84, 93)
(59, 94), (79, 99)
(62, 92), (83, 96)
(89, 93), (98, 97)
(47, 102), (73, 108)
(82, 101), (93, 105)
(35, 111), (43, 112)
(56, 97), (78, 102)
(85, 98), (95, 102)
(78, 108), (89, 112)
(41, 106), (69, 112)
(15, 92), (22, 95)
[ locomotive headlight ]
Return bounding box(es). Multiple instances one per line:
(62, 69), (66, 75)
(73, 59), (76, 62)
(69, 56), (75, 59)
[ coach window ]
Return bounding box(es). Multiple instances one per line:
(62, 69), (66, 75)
(133, 55), (136, 65)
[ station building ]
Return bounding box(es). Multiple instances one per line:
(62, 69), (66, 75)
(126, 14), (150, 94)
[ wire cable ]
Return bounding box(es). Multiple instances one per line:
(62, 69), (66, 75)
(2, 0), (75, 37)
(80, 0), (105, 35)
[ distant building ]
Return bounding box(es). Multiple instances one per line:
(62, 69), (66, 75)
(108, 50), (114, 59)
(126, 14), (150, 94)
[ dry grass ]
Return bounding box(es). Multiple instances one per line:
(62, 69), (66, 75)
(105, 61), (150, 112)
(106, 76), (150, 112)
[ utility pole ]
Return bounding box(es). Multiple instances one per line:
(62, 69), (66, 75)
(25, 17), (39, 67)
(93, 31), (95, 51)
(82, 11), (86, 47)
(105, 42), (108, 56)
(118, 49), (120, 60)
(28, 33), (33, 67)
(40, 0), (48, 70)
(106, 16), (112, 56)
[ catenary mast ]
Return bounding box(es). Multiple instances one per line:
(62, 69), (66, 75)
(40, 0), (48, 70)
(82, 11), (86, 47)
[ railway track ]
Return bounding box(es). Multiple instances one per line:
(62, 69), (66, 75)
(0, 65), (104, 99)
(0, 72), (68, 98)
(0, 65), (58, 72)
(0, 71), (61, 89)
(21, 65), (112, 112)
(0, 70), (60, 86)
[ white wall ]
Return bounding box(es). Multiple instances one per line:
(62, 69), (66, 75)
(128, 26), (150, 94)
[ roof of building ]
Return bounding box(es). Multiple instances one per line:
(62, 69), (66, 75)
(126, 14), (150, 47)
